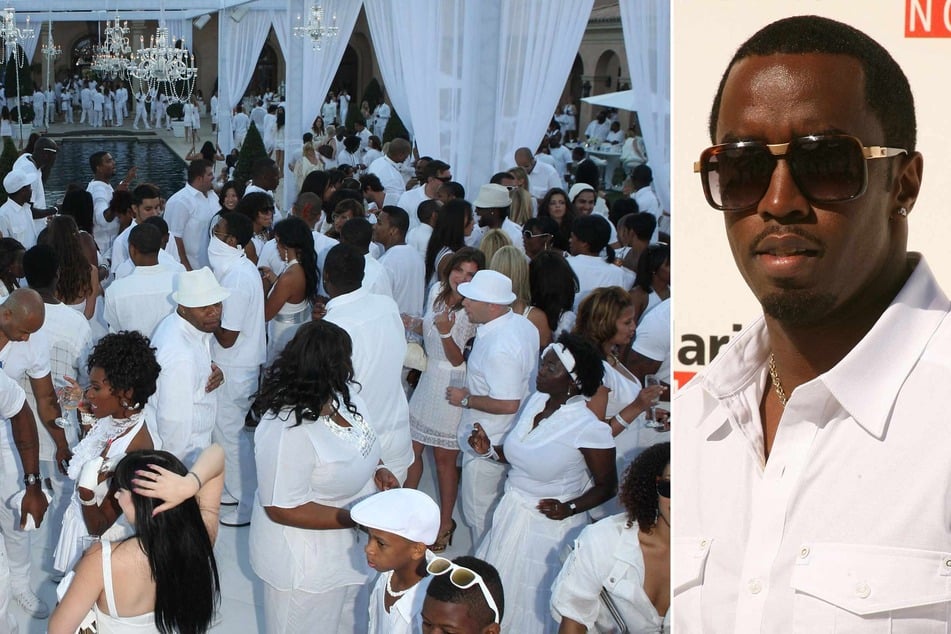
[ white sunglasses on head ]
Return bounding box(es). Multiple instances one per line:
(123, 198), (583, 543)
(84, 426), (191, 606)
(426, 556), (500, 624)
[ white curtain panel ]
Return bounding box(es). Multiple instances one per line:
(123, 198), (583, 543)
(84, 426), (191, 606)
(361, 0), (419, 138)
(164, 18), (193, 52)
(19, 23), (38, 63)
(493, 0), (593, 172)
(216, 6), (272, 153)
(270, 10), (290, 65)
(620, 0), (670, 212)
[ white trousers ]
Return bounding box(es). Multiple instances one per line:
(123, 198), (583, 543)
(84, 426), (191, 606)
(264, 583), (362, 634)
(213, 365), (258, 515)
(0, 440), (31, 590)
(459, 454), (507, 548)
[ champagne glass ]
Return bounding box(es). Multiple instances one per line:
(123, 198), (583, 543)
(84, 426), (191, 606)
(644, 374), (664, 429)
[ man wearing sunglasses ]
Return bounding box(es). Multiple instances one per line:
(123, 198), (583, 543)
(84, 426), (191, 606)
(675, 16), (951, 633)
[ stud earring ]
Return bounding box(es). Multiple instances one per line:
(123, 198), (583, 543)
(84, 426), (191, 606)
(898, 207), (908, 217)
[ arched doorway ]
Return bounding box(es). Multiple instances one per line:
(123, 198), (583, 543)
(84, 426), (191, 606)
(249, 42), (279, 95)
(594, 49), (621, 94)
(332, 45), (358, 98)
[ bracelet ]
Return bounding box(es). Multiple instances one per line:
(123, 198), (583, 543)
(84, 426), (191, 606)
(375, 463), (390, 472)
(188, 471), (203, 489)
(439, 331), (453, 339)
(614, 412), (632, 429)
(480, 446), (500, 461)
(80, 496), (97, 506)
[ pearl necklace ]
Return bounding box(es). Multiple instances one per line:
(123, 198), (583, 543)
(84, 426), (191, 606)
(385, 571), (410, 598)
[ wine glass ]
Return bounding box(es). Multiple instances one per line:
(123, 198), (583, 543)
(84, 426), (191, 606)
(644, 374), (664, 429)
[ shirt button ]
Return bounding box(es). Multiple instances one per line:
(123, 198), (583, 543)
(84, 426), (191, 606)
(799, 546), (810, 559)
(700, 539), (708, 549)
(609, 577), (616, 583)
(748, 579), (762, 595)
(945, 558), (951, 568)
(855, 582), (871, 599)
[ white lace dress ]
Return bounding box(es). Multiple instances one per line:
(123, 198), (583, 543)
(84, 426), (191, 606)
(408, 288), (476, 449)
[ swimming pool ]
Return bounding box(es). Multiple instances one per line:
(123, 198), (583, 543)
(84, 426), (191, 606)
(44, 137), (187, 204)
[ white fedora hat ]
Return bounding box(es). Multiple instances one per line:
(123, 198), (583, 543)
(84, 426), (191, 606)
(473, 183), (512, 209)
(172, 267), (231, 308)
(350, 489), (440, 545)
(458, 270), (516, 305)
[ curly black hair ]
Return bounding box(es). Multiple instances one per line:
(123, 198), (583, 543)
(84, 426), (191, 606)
(620, 441), (670, 530)
(86, 331), (161, 409)
(253, 320), (362, 426)
(555, 332), (604, 398)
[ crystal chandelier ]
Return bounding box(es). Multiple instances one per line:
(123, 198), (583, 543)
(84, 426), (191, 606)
(0, 7), (34, 67)
(128, 26), (197, 102)
(41, 21), (61, 61)
(92, 13), (132, 78)
(293, 3), (339, 51)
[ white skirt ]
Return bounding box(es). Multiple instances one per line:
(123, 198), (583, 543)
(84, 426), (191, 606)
(476, 488), (588, 634)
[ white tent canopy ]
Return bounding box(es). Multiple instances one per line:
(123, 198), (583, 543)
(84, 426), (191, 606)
(582, 89), (636, 111)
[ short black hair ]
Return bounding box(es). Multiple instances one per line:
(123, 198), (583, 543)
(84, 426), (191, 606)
(609, 197), (638, 228)
(381, 205), (409, 236)
(340, 217), (373, 251)
(89, 151), (109, 173)
(710, 15), (916, 150)
(425, 556), (504, 626)
(423, 160), (450, 181)
(489, 171), (514, 185)
(359, 173), (384, 193)
(187, 159), (212, 183)
(417, 199), (440, 225)
(438, 181), (465, 200)
(129, 223), (162, 255)
(22, 244), (57, 288)
(323, 243), (365, 292)
(619, 211), (657, 242)
(251, 157), (277, 180)
(143, 216), (169, 236)
(220, 211), (253, 248)
(132, 183), (161, 206)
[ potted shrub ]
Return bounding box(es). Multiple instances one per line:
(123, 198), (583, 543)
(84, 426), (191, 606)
(166, 100), (186, 138)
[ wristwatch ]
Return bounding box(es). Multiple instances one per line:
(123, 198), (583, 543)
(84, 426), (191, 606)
(23, 473), (41, 487)
(567, 501), (578, 516)
(460, 395), (470, 409)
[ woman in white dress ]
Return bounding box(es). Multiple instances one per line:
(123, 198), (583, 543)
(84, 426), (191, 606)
(250, 320), (400, 634)
(552, 443), (670, 633)
(50, 444), (224, 634)
(53, 332), (161, 575)
(404, 247), (484, 551)
(469, 334), (617, 633)
(260, 217), (317, 364)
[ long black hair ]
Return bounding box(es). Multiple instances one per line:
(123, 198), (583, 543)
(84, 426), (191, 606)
(253, 320), (361, 426)
(634, 243), (670, 293)
(425, 198), (471, 283)
(537, 187), (574, 251)
(529, 250), (577, 331)
(273, 216), (318, 301)
(113, 451), (220, 634)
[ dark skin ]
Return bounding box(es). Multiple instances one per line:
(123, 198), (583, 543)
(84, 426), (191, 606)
(421, 596), (500, 634)
(716, 53), (922, 457)
(468, 350), (617, 519)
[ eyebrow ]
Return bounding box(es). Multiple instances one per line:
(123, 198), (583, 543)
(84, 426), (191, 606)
(716, 127), (852, 145)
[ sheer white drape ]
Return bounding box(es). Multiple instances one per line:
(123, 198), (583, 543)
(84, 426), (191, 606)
(216, 7), (271, 153)
(19, 25), (38, 63)
(270, 10), (290, 65)
(620, 0), (670, 212)
(363, 0), (591, 190)
(164, 18), (192, 51)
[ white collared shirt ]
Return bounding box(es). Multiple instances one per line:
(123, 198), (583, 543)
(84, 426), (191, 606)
(673, 256), (951, 633)
(459, 310), (539, 443)
(325, 287), (413, 477)
(379, 244), (425, 317)
(112, 249), (184, 280)
(527, 159), (563, 201)
(0, 198), (37, 249)
(631, 297), (670, 384)
(103, 264), (177, 337)
(363, 253), (394, 299)
(369, 574), (431, 634)
(406, 224), (432, 260)
(147, 311), (217, 463)
(87, 179), (117, 258)
(368, 156), (406, 207)
(212, 255), (266, 368)
(396, 186), (431, 232)
(566, 254), (633, 311)
(164, 183), (220, 270)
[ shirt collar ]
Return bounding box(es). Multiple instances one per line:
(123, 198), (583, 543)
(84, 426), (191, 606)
(699, 254), (949, 439)
(326, 286), (369, 310)
(475, 308), (514, 336)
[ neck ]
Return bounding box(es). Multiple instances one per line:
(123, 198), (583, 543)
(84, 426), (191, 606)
(645, 511), (671, 543)
(390, 563), (424, 592)
(36, 287), (60, 304)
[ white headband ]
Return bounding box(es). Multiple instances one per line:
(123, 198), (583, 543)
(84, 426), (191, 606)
(543, 342), (580, 385)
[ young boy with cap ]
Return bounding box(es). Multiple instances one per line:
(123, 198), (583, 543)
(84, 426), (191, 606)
(351, 488), (441, 633)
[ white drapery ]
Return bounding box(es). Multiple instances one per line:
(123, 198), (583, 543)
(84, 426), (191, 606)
(363, 0), (591, 191)
(19, 24), (38, 63)
(216, 5), (272, 153)
(163, 18), (192, 52)
(620, 0), (670, 213)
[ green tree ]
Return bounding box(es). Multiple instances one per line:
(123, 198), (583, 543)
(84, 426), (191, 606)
(234, 122), (267, 185)
(383, 108), (410, 145)
(0, 137), (21, 204)
(3, 50), (34, 99)
(363, 78), (384, 111)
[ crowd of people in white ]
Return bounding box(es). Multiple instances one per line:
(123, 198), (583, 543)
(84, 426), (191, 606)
(0, 87), (671, 634)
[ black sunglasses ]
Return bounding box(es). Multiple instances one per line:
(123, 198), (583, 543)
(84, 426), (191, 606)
(656, 479), (670, 499)
(694, 134), (906, 212)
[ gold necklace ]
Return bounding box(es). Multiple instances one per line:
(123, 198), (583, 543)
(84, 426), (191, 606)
(767, 353), (788, 407)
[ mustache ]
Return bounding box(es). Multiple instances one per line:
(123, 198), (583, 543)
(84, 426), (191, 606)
(748, 225), (824, 256)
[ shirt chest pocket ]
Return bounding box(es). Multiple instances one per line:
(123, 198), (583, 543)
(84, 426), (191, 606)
(671, 536), (711, 634)
(791, 543), (951, 634)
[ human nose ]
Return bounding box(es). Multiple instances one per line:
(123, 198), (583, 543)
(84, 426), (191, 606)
(757, 158), (810, 221)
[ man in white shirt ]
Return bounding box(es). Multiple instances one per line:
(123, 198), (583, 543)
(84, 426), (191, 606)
(91, 87), (104, 127)
(473, 183), (524, 252)
(514, 147), (563, 203)
(208, 212), (266, 527)
(583, 111), (611, 142)
(250, 100), (266, 131)
(148, 268), (227, 465)
(629, 296), (670, 387)
(244, 158), (283, 218)
(110, 183), (163, 278)
(674, 16), (951, 633)
(445, 270), (538, 545)
(354, 118), (371, 151)
(322, 244), (414, 483)
(397, 160), (450, 232)
(257, 192), (337, 288)
(13, 137), (59, 236)
(133, 90), (149, 130)
(374, 206), (425, 317)
(0, 171), (36, 249)
(80, 83), (93, 124)
(629, 164), (666, 233)
(31, 92), (44, 132)
(605, 121), (625, 145)
(104, 223), (177, 336)
(406, 199), (439, 259)
(373, 101), (391, 138)
(112, 216), (186, 280)
(232, 105), (250, 148)
(368, 138), (411, 207)
(339, 217), (393, 298)
(164, 159), (219, 271)
(87, 151), (136, 261)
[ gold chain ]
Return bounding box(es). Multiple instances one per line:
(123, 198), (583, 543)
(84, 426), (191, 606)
(767, 353), (788, 407)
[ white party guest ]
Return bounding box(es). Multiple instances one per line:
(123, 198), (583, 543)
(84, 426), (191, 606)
(104, 224), (177, 336)
(164, 159), (219, 271)
(351, 488), (440, 634)
(250, 100), (266, 130)
(339, 217), (394, 299)
(552, 443), (670, 633)
(514, 147), (562, 203)
(472, 184), (524, 253)
(232, 105), (250, 148)
(250, 320), (399, 634)
(629, 165), (666, 233)
(0, 170), (36, 249)
(244, 158), (283, 217)
(109, 183), (163, 278)
(368, 138), (411, 206)
(566, 214), (631, 310)
(132, 89), (149, 129)
(322, 244), (414, 483)
(111, 216), (186, 280)
(469, 334), (615, 633)
(373, 101), (391, 138)
(628, 296), (671, 388)
(321, 93), (337, 126)
(12, 137), (59, 236)
(147, 268), (227, 463)
(583, 111), (611, 142)
(208, 213), (266, 527)
(605, 121), (625, 145)
(406, 199), (439, 259)
(86, 151), (135, 260)
(375, 206), (425, 318)
(397, 160), (451, 232)
(445, 270), (538, 545)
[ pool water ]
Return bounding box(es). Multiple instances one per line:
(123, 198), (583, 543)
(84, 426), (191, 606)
(44, 138), (187, 204)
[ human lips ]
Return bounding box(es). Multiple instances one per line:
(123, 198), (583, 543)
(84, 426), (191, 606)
(750, 230), (823, 277)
